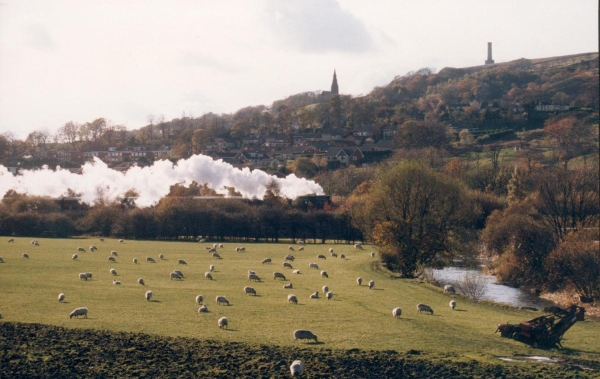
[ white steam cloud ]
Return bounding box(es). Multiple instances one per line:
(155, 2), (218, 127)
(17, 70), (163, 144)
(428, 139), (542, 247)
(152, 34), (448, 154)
(0, 155), (324, 207)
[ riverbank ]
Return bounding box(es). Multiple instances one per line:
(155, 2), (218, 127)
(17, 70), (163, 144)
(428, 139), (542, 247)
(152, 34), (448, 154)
(541, 289), (600, 319)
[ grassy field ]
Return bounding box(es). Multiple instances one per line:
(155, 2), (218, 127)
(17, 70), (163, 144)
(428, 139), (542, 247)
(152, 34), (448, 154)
(1, 237), (599, 369)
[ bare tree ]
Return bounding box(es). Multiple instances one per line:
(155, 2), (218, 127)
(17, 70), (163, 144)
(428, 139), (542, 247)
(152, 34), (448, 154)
(146, 114), (155, 140)
(454, 272), (487, 300)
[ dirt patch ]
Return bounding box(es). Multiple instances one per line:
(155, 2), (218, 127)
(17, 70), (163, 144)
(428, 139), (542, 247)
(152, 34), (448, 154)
(0, 322), (594, 378)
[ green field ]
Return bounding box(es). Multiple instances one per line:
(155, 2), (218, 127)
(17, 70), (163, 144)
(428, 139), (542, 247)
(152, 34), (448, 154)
(1, 237), (599, 368)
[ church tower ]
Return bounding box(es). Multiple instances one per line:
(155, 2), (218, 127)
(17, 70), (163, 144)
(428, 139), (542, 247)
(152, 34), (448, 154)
(331, 70), (339, 95)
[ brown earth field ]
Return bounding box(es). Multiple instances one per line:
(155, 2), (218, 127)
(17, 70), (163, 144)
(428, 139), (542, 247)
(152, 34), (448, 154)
(1, 322), (598, 378)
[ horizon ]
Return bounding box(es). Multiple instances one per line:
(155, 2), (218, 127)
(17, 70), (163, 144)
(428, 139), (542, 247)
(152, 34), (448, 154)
(0, 0), (598, 138)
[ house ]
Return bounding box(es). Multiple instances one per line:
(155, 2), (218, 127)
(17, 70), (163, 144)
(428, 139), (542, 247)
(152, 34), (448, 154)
(292, 133), (320, 146)
(242, 134), (265, 147)
(381, 125), (397, 139)
(325, 147), (364, 166)
(234, 150), (270, 164)
(321, 128), (345, 141)
(214, 138), (237, 150)
(295, 195), (331, 210)
(262, 135), (292, 150)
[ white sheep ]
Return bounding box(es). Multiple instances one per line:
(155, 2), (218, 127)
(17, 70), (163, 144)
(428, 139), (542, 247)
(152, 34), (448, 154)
(293, 329), (317, 343)
(78, 247), (86, 252)
(368, 280), (374, 289)
(206, 247), (212, 250)
(283, 262), (293, 269)
(173, 270), (184, 277)
(213, 243), (217, 248)
(444, 285), (456, 294)
(205, 272), (213, 280)
(198, 304), (208, 313)
(283, 282), (293, 289)
(113, 280), (121, 285)
(292, 270), (301, 274)
(170, 272), (183, 280)
(310, 292), (319, 299)
(248, 273), (261, 281)
(309, 262), (319, 269)
(178, 259), (187, 265)
(145, 291), (152, 301)
(298, 246), (304, 251)
(297, 241), (305, 245)
(288, 294), (298, 304)
(262, 258), (272, 264)
(239, 247), (245, 252)
(450, 300), (457, 310)
(198, 238), (206, 243)
(72, 254), (78, 260)
(340, 254), (346, 259)
(146, 257), (155, 263)
(138, 278), (145, 285)
(354, 243), (363, 250)
(89, 245), (97, 251)
(328, 248), (333, 253)
(69, 307), (88, 319)
(99, 238), (104, 242)
(393, 307), (402, 318)
(331, 252), (338, 258)
(370, 252), (375, 258)
(8, 238), (15, 242)
(247, 270), (256, 275)
(110, 268), (117, 276)
(290, 360), (303, 377)
(133, 258), (138, 264)
(285, 255), (295, 261)
(218, 316), (228, 329)
(215, 296), (229, 306)
(320, 271), (328, 278)
(317, 254), (326, 260)
(322, 285), (329, 293)
(159, 254), (164, 260)
(23, 253), (29, 259)
(212, 253), (222, 259)
(219, 244), (224, 248)
(58, 293), (66, 302)
(209, 247), (217, 253)
(244, 286), (257, 296)
(0, 257), (3, 263)
(119, 239), (124, 243)
(210, 265), (215, 271)
(79, 273), (88, 281)
(111, 251), (118, 256)
(273, 272), (286, 280)
(326, 291), (333, 300)
(417, 303), (434, 315)
(108, 256), (116, 262)
(85, 272), (92, 279)
(288, 246), (294, 251)
(196, 295), (204, 305)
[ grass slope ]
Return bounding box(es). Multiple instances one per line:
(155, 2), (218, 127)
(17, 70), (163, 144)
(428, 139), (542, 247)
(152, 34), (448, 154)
(0, 237), (598, 367)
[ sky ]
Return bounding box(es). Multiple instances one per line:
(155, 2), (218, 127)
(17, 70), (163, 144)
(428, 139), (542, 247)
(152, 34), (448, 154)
(0, 0), (598, 138)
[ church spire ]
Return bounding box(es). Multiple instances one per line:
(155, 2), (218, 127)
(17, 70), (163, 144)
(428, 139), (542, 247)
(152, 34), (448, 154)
(331, 69), (339, 95)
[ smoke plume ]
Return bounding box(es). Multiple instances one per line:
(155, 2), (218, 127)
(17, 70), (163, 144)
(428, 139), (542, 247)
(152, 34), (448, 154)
(0, 155), (324, 207)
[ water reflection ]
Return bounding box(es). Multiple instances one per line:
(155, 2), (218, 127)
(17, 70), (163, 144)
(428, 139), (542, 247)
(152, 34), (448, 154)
(432, 260), (555, 309)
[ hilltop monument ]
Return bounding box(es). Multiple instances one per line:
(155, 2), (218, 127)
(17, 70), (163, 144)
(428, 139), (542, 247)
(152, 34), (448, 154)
(485, 42), (495, 65)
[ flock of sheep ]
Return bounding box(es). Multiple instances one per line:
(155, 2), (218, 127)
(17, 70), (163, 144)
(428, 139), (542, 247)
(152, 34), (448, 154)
(4, 238), (461, 376)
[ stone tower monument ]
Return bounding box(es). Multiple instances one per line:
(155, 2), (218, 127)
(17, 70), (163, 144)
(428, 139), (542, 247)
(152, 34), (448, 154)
(485, 42), (495, 65)
(331, 70), (339, 95)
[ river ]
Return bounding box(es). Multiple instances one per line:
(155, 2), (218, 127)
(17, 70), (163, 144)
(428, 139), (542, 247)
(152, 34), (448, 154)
(432, 259), (556, 309)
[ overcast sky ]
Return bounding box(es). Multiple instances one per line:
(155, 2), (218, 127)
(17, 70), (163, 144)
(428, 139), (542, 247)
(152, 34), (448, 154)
(0, 0), (597, 137)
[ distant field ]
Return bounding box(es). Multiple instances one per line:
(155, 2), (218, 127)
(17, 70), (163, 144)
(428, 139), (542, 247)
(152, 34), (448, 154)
(1, 237), (599, 369)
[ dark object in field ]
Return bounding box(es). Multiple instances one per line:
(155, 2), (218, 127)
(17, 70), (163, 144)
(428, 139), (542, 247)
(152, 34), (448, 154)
(495, 305), (585, 348)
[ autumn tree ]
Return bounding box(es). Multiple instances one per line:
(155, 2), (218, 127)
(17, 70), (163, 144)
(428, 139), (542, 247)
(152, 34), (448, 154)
(394, 120), (450, 149)
(544, 116), (593, 169)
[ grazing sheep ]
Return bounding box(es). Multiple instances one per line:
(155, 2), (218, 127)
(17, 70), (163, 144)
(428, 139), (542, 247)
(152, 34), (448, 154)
(89, 245), (97, 251)
(370, 252), (375, 258)
(354, 243), (363, 250)
(285, 255), (295, 262)
(293, 329), (318, 343)
(99, 238), (104, 242)
(33, 241), (39, 246)
(288, 246), (294, 251)
(133, 258), (138, 264)
(145, 291), (152, 301)
(146, 257), (155, 263)
(247, 270), (256, 275)
(212, 253), (221, 259)
(23, 253), (29, 259)
(322, 285), (329, 293)
(198, 305), (208, 313)
(119, 239), (124, 243)
(328, 248), (333, 253)
(210, 265), (215, 271)
(326, 291), (333, 300)
(273, 272), (286, 280)
(79, 273), (88, 280)
(450, 300), (457, 310)
(58, 293), (65, 303)
(69, 307), (88, 319)
(215, 296), (229, 306)
(209, 247), (217, 254)
(8, 238), (15, 243)
(178, 259), (187, 265)
(417, 303), (434, 315)
(219, 244), (224, 248)
(138, 278), (145, 285)
(320, 271), (328, 278)
(213, 243), (217, 248)
(368, 280), (374, 289)
(283, 262), (293, 269)
(393, 307), (402, 318)
(205, 272), (213, 280)
(77, 247), (85, 252)
(310, 292), (319, 299)
(198, 238), (206, 243)
(262, 258), (272, 264)
(196, 295), (204, 304)
(159, 254), (164, 260)
(72, 254), (78, 260)
(218, 316), (228, 329)
(244, 286), (257, 296)
(113, 280), (121, 285)
(444, 285), (456, 294)
(0, 257), (3, 263)
(292, 270), (301, 274)
(170, 272), (183, 280)
(206, 247), (212, 250)
(84, 273), (92, 279)
(173, 270), (184, 277)
(108, 256), (116, 262)
(290, 360), (303, 377)
(248, 274), (261, 281)
(239, 247), (245, 252)
(111, 251), (118, 256)
(340, 254), (346, 259)
(283, 282), (293, 289)
(309, 262), (319, 269)
(288, 294), (298, 304)
(317, 254), (326, 260)
(331, 252), (338, 258)
(298, 246), (305, 251)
